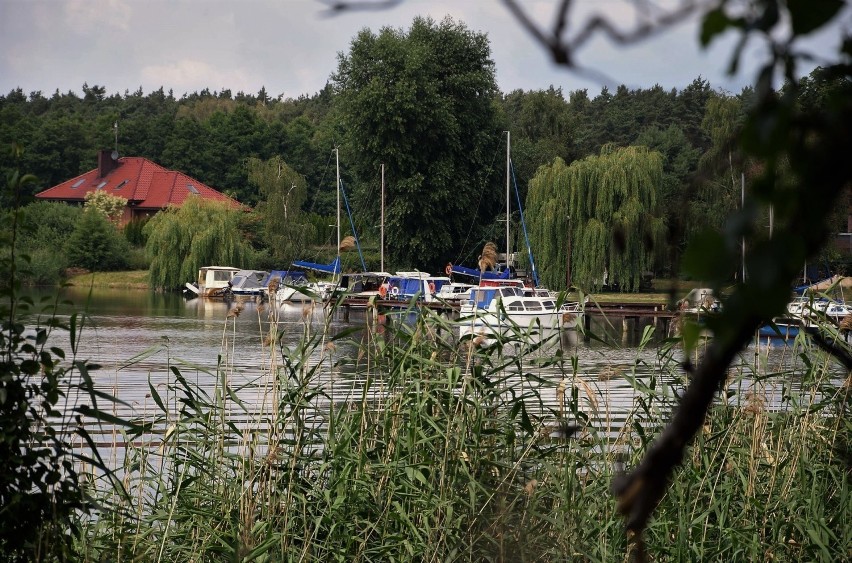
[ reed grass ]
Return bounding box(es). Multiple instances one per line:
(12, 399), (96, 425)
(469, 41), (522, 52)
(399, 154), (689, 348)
(75, 301), (850, 561)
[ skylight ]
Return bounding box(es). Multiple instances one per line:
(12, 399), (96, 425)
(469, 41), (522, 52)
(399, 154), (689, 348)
(115, 179), (129, 190)
(71, 179), (85, 188)
(187, 183), (199, 194)
(96, 181), (108, 189)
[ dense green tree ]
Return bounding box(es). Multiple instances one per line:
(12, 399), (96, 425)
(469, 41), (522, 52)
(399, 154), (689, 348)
(248, 156), (314, 265)
(691, 92), (748, 235)
(525, 145), (666, 291)
(7, 201), (82, 284)
(499, 87), (576, 200)
(160, 117), (211, 182)
(635, 124), (701, 268)
(22, 115), (89, 192)
(143, 197), (252, 289)
(333, 16), (501, 270)
(65, 208), (131, 271)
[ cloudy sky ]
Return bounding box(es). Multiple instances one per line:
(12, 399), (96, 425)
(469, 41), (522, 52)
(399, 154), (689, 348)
(1, 0), (849, 100)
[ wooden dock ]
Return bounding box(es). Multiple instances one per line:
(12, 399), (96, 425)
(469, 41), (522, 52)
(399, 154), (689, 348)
(584, 301), (681, 340)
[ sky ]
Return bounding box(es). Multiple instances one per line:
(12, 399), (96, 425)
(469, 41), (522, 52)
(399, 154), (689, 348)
(1, 0), (850, 101)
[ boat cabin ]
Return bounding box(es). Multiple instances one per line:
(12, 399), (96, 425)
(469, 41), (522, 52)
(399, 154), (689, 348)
(386, 272), (450, 302)
(185, 266), (240, 298)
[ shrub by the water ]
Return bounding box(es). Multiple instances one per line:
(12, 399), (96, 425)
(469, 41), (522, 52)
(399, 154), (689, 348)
(66, 208), (131, 271)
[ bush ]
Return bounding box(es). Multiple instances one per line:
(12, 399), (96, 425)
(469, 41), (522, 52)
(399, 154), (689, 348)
(125, 247), (150, 270)
(123, 218), (149, 247)
(1, 167), (114, 560)
(5, 201), (83, 285)
(65, 208), (131, 271)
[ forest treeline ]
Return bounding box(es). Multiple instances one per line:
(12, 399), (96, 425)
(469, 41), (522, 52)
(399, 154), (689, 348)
(1, 18), (847, 289)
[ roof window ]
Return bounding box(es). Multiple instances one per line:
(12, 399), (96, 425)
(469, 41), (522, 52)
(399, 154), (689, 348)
(96, 181), (108, 190)
(115, 179), (129, 190)
(187, 183), (200, 194)
(71, 179), (85, 188)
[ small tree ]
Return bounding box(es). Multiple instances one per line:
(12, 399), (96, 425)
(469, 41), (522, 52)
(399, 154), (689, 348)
(65, 208), (131, 271)
(248, 156), (314, 264)
(144, 197), (252, 290)
(84, 190), (128, 225)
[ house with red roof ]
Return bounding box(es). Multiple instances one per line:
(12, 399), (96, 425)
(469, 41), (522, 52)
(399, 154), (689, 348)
(35, 150), (241, 224)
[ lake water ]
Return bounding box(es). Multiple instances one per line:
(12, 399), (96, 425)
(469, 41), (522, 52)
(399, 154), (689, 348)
(22, 286), (826, 451)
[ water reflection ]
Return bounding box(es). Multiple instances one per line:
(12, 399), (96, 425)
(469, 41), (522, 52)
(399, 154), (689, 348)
(21, 286), (830, 445)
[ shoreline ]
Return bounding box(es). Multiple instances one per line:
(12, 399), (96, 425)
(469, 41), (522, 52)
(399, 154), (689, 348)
(64, 270), (701, 305)
(65, 270), (150, 290)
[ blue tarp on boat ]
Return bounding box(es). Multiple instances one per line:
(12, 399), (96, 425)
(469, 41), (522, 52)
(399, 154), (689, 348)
(450, 264), (512, 281)
(266, 270), (308, 284)
(291, 257), (341, 275)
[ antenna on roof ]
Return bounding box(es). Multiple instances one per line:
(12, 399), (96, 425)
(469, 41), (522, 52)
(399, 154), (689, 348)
(112, 121), (119, 160)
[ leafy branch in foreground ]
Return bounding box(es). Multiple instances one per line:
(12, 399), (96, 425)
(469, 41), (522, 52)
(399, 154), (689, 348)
(1, 153), (129, 561)
(610, 0), (852, 546)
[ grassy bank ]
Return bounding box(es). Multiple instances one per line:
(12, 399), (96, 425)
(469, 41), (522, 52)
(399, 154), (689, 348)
(65, 270), (149, 289)
(73, 302), (850, 561)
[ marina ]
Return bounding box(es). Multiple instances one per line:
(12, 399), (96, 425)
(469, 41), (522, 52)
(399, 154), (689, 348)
(35, 285), (834, 448)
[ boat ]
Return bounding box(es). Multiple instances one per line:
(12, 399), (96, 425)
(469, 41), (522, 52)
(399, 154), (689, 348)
(184, 266), (240, 299)
(434, 281), (476, 305)
(334, 271), (391, 308)
(275, 259), (341, 304)
(381, 272), (452, 308)
(454, 132), (583, 338)
(676, 287), (721, 314)
(282, 148), (368, 306)
(227, 269), (270, 297)
(458, 279), (583, 339)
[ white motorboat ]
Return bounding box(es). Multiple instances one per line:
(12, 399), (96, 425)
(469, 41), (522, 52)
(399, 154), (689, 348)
(458, 279), (583, 339)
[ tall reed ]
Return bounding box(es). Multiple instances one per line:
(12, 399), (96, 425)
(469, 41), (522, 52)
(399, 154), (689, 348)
(76, 301), (850, 561)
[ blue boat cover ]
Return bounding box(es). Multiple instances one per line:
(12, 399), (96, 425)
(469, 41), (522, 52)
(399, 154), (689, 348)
(291, 257), (341, 275)
(266, 270), (308, 284)
(450, 264), (512, 280)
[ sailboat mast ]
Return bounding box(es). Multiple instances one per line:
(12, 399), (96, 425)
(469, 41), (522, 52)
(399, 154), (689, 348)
(506, 130), (511, 270)
(336, 147), (341, 283)
(381, 163), (385, 273)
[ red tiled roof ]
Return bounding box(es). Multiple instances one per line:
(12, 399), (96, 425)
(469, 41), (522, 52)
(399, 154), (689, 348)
(35, 156), (242, 210)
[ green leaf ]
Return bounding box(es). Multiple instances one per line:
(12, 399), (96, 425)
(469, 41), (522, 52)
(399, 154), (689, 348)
(701, 8), (733, 47)
(681, 321), (703, 353)
(148, 377), (166, 412)
(787, 0), (844, 36)
(681, 230), (731, 282)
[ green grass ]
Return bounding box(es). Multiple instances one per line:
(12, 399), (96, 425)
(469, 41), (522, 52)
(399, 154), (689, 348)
(65, 270), (150, 289)
(72, 299), (850, 561)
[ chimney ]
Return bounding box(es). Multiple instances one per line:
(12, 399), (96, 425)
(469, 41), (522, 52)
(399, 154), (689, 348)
(97, 149), (119, 178)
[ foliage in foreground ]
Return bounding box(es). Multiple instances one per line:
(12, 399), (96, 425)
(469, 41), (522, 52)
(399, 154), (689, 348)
(1, 166), (120, 560)
(75, 303), (850, 561)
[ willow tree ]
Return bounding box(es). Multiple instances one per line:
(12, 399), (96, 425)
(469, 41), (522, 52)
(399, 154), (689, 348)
(248, 156), (313, 265)
(526, 144), (666, 291)
(144, 197), (251, 290)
